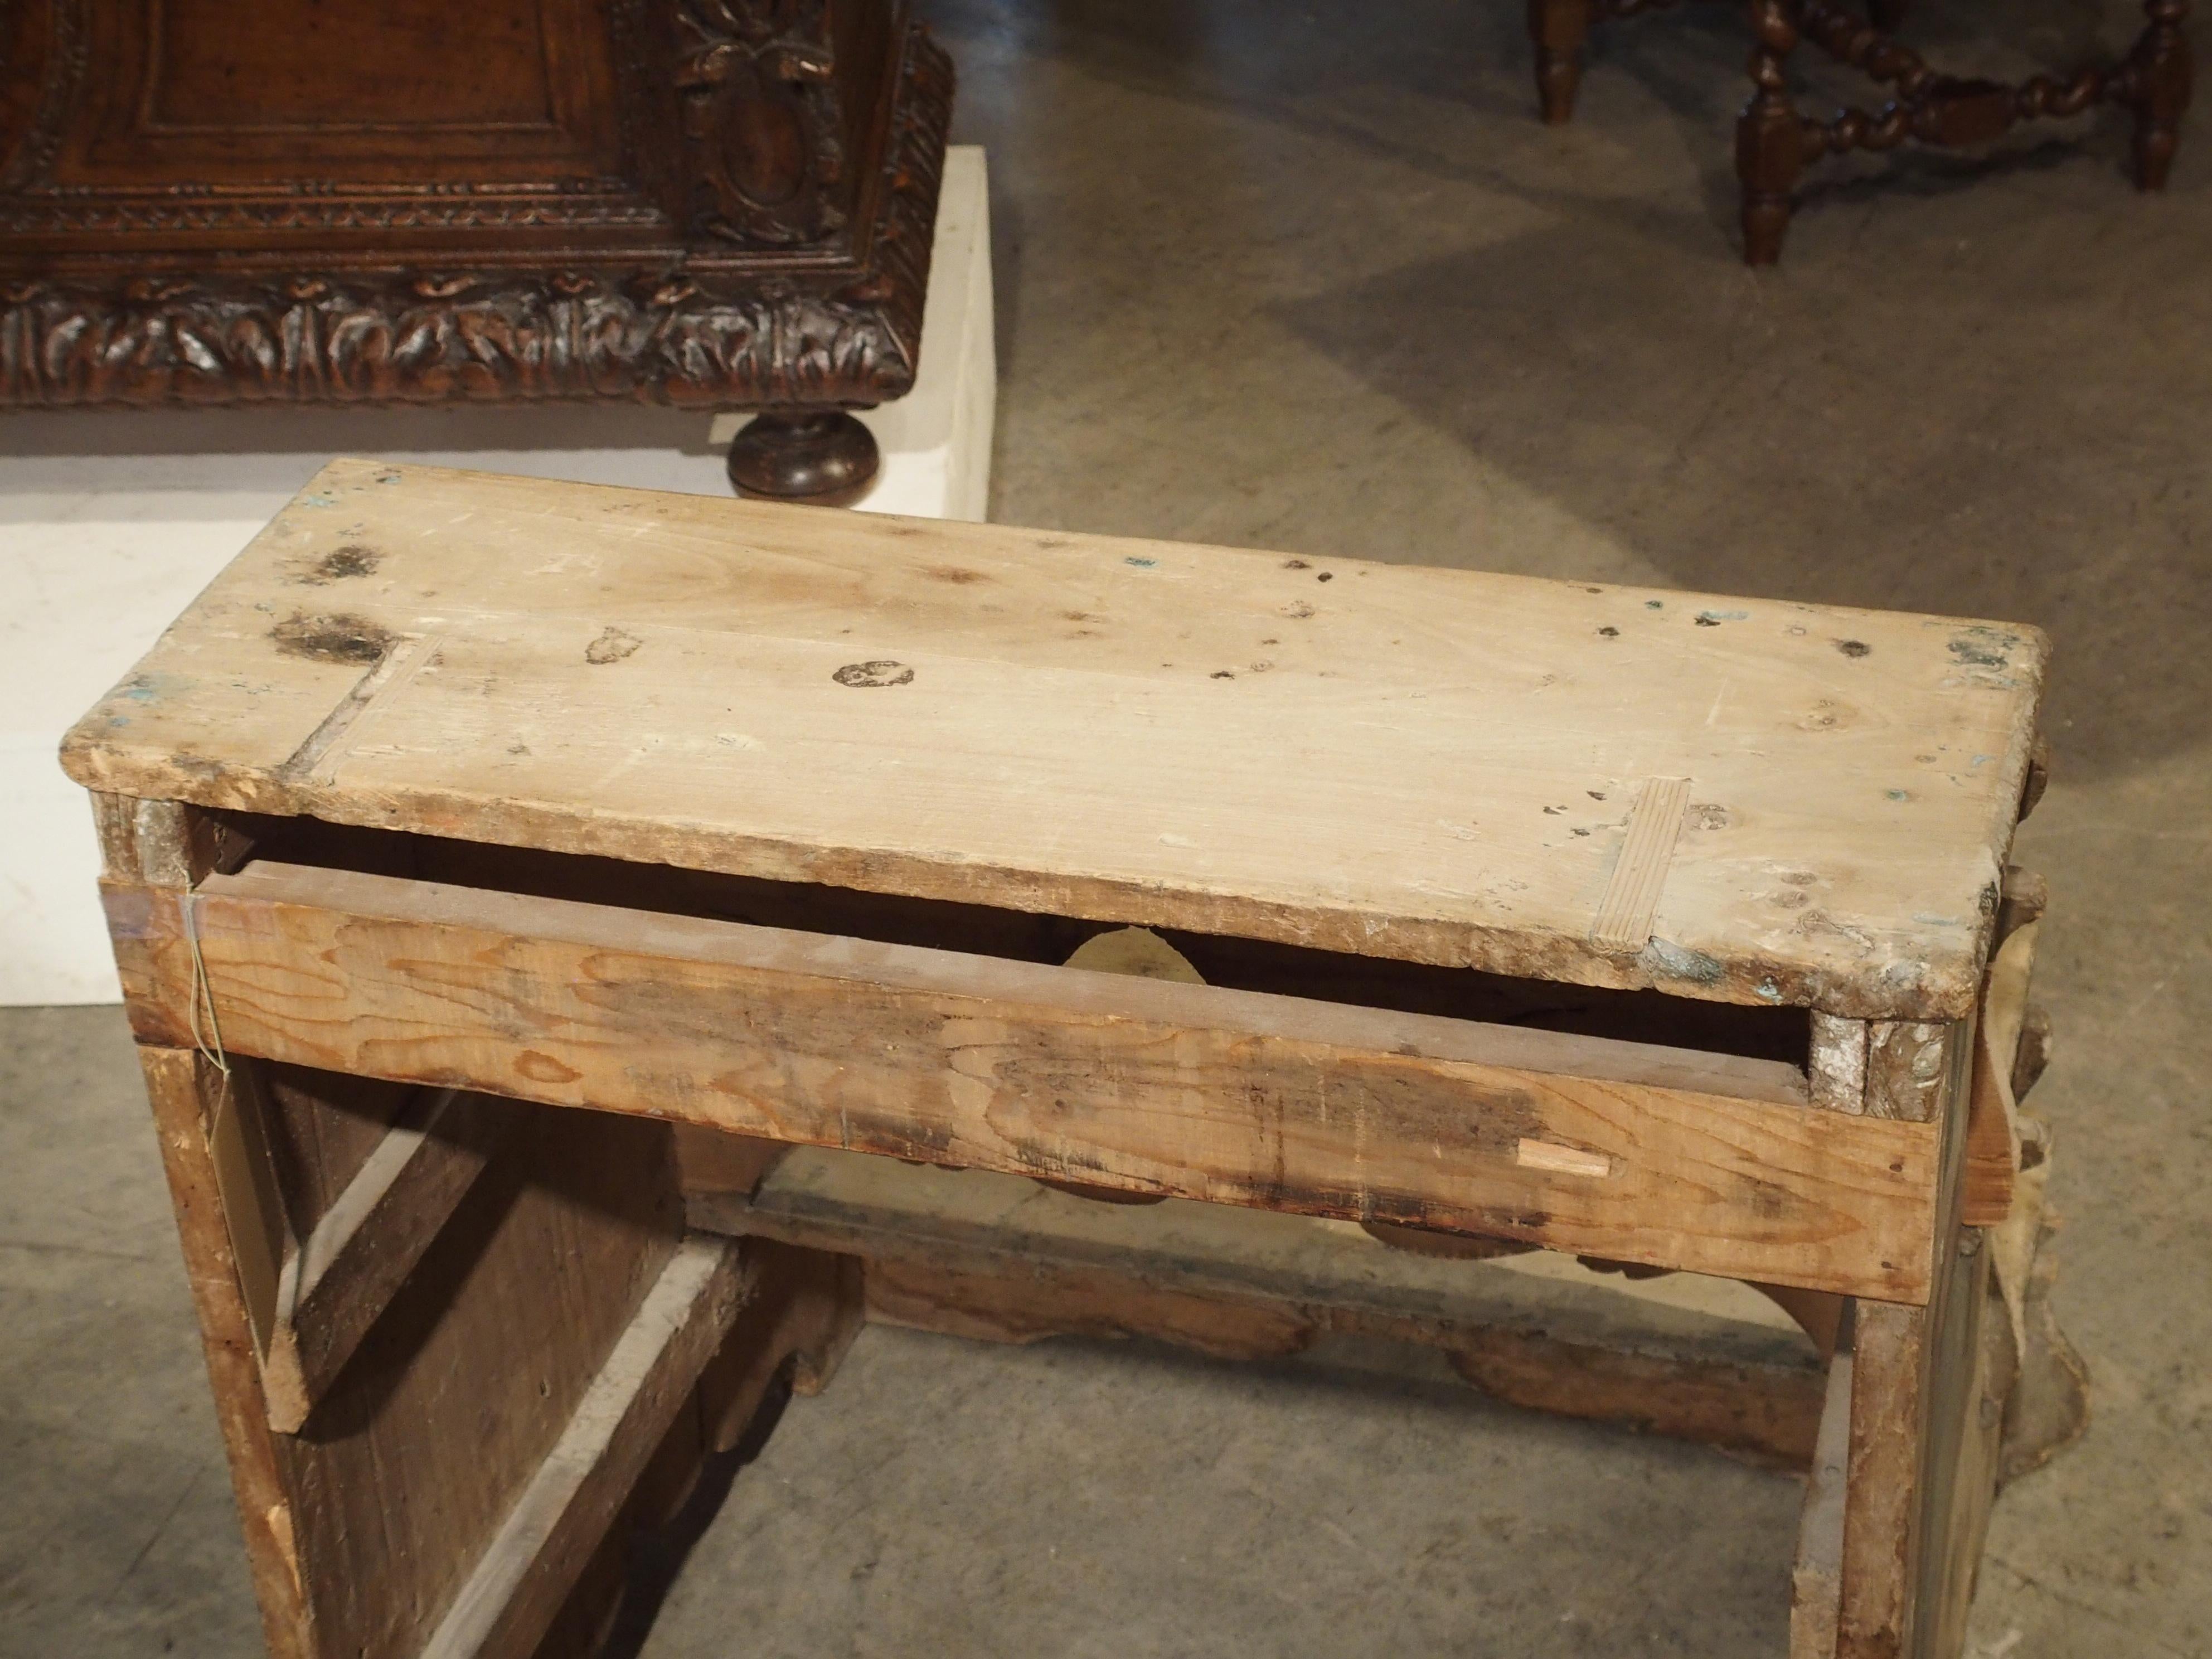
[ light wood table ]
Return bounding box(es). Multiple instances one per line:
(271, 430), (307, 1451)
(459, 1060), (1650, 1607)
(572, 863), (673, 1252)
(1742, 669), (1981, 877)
(69, 459), (2062, 1659)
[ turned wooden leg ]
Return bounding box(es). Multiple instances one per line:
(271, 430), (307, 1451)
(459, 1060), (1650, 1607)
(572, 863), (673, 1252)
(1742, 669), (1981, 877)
(2129, 0), (2193, 189)
(725, 409), (880, 507)
(1530, 0), (1597, 123)
(1736, 0), (1807, 266)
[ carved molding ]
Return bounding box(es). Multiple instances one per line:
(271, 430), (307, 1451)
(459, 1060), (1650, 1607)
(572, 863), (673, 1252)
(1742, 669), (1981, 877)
(676, 0), (849, 246)
(0, 273), (873, 406)
(2, 0), (92, 191)
(0, 192), (671, 236)
(0, 20), (953, 410)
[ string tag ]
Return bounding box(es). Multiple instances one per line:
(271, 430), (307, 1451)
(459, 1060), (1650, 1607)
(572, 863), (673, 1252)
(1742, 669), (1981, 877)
(180, 891), (231, 1081)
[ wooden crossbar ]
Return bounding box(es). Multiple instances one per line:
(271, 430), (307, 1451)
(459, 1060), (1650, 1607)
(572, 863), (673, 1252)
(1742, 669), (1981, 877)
(104, 860), (1941, 1302)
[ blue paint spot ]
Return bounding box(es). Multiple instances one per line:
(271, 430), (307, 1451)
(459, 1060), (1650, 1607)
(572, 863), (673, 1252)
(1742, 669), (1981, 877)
(1645, 599), (1663, 609)
(1124, 557), (1157, 569)
(119, 672), (194, 705)
(1948, 627), (2015, 668)
(1886, 789), (1912, 801)
(300, 492), (337, 507)
(1643, 938), (1725, 984)
(1695, 609), (1750, 626)
(1755, 979), (1782, 1001)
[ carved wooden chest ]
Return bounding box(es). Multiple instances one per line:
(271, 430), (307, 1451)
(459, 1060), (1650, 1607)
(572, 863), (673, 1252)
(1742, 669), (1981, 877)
(0, 0), (952, 499)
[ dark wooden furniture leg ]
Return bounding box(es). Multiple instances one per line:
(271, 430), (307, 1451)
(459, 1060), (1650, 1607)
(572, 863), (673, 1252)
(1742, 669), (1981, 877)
(1530, 0), (1598, 122)
(1553, 0), (2186, 264)
(726, 410), (883, 507)
(2129, 0), (2194, 188)
(1738, 0), (1807, 265)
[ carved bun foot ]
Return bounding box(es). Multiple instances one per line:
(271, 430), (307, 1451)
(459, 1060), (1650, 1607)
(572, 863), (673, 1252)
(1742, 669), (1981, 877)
(726, 410), (880, 507)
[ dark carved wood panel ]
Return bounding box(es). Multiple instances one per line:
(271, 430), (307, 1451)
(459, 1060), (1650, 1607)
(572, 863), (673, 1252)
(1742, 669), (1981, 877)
(144, 0), (563, 129)
(67, 0), (622, 186)
(0, 0), (950, 428)
(680, 0), (852, 245)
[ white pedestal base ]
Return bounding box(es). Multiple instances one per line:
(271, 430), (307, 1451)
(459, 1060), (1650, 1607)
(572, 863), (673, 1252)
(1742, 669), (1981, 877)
(0, 149), (995, 1005)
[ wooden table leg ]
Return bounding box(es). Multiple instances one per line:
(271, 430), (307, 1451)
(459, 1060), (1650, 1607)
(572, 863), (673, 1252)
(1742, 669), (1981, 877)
(1841, 1295), (1939, 1658)
(94, 795), (314, 1656)
(2129, 0), (2194, 188)
(1738, 0), (1807, 264)
(1827, 1021), (1996, 1659)
(1529, 0), (1598, 123)
(139, 1045), (318, 1659)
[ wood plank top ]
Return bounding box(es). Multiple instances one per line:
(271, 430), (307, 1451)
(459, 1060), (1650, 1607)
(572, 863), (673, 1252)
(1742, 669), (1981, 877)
(62, 458), (2048, 1018)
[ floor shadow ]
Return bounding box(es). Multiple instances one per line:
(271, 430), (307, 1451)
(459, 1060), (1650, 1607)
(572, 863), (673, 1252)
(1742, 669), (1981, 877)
(1263, 193), (2210, 778)
(928, 1), (2209, 759)
(928, 0), (2167, 265)
(931, 0), (1749, 263)
(922, 0), (2212, 783)
(596, 1362), (799, 1659)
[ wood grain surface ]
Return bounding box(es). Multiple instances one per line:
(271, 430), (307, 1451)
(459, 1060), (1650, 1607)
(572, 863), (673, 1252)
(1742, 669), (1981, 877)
(107, 860), (1942, 1300)
(62, 459), (2046, 1018)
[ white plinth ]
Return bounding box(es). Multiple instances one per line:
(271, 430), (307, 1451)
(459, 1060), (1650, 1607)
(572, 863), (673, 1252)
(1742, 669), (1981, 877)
(0, 148), (995, 1006)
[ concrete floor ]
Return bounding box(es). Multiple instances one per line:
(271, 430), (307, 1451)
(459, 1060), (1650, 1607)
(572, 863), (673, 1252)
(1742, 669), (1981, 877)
(4, 0), (2210, 1653)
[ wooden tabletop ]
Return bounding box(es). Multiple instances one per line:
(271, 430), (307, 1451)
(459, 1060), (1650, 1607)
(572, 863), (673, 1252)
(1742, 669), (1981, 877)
(64, 459), (2046, 1019)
